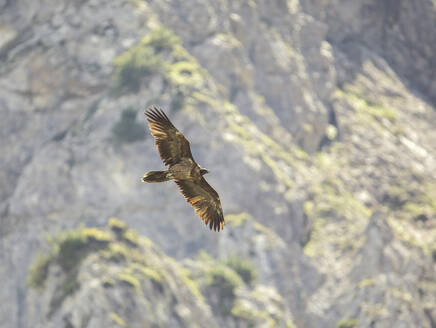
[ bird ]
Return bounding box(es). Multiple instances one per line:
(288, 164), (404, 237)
(142, 106), (225, 231)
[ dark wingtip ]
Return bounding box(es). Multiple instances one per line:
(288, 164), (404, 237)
(145, 105), (171, 124)
(146, 104), (161, 112)
(207, 214), (225, 232)
(145, 105), (160, 117)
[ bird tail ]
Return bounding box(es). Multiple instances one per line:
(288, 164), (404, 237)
(141, 170), (173, 183)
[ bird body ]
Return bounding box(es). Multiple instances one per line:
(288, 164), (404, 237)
(142, 106), (225, 231)
(170, 158), (202, 180)
(141, 170), (173, 182)
(142, 159), (201, 182)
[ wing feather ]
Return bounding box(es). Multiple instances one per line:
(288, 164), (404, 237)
(174, 178), (225, 231)
(145, 106), (193, 166)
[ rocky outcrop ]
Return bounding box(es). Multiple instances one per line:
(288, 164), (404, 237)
(1, 0), (435, 327)
(26, 219), (296, 327)
(303, 0), (436, 104)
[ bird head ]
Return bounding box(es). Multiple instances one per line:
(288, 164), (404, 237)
(200, 168), (209, 175)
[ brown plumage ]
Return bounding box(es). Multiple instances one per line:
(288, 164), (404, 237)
(142, 106), (225, 231)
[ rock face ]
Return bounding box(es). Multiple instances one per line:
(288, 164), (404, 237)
(26, 219), (296, 327)
(1, 1), (435, 327)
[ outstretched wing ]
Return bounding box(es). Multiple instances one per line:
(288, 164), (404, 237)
(174, 177), (225, 231)
(145, 106), (193, 166)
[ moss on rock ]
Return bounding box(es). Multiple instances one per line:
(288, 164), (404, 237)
(111, 108), (145, 144)
(224, 256), (257, 286)
(337, 318), (358, 328)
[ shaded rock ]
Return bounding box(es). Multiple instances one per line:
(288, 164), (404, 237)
(0, 24), (18, 54)
(0, 0), (435, 327)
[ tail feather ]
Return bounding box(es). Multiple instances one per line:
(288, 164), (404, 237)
(142, 170), (172, 183)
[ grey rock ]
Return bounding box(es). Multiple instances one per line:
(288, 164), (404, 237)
(1, 0), (436, 327)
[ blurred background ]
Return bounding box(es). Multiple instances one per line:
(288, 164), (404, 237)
(1, 0), (435, 327)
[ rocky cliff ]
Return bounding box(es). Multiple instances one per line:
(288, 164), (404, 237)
(1, 0), (435, 327)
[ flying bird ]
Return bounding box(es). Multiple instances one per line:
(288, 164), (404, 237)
(142, 106), (225, 231)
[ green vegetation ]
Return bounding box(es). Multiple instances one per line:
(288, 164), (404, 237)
(109, 217), (139, 246)
(302, 145), (373, 260)
(384, 181), (436, 255)
(385, 179), (436, 220)
(118, 271), (142, 295)
(138, 266), (162, 284)
(27, 220), (143, 292)
(253, 222), (281, 248)
(213, 33), (241, 49)
(28, 227), (111, 314)
(337, 86), (397, 123)
(110, 312), (126, 327)
(211, 101), (306, 190)
(60, 270), (80, 299)
(108, 217), (128, 233)
(308, 177), (371, 221)
(225, 212), (250, 227)
(113, 44), (162, 94)
(27, 253), (52, 290)
(112, 25), (207, 115)
(231, 300), (275, 326)
(53, 229), (89, 271)
(401, 182), (436, 221)
(82, 227), (112, 243)
(143, 27), (180, 53)
(230, 286), (294, 327)
(334, 86), (401, 138)
(122, 229), (139, 246)
(55, 228), (111, 271)
(28, 227), (111, 290)
(337, 318), (358, 328)
(101, 243), (130, 262)
(325, 124), (338, 140)
(115, 261), (164, 295)
(167, 61), (204, 89)
(389, 215), (436, 256)
(111, 108), (145, 144)
(112, 27), (181, 94)
(112, 28), (178, 94)
(303, 218), (327, 258)
(27, 219), (299, 324)
(48, 268), (81, 317)
(225, 256), (257, 286)
(179, 267), (204, 302)
(197, 251), (256, 289)
(206, 264), (244, 313)
(358, 278), (376, 289)
(102, 276), (115, 287)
